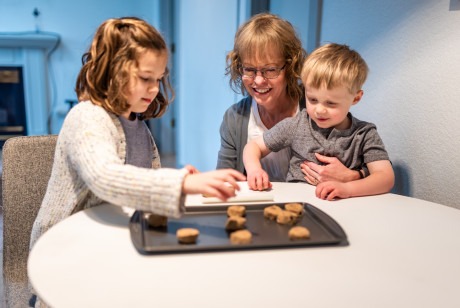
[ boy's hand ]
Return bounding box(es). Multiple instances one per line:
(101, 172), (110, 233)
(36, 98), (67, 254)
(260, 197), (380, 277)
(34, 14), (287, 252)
(182, 169), (246, 202)
(247, 168), (272, 191)
(315, 181), (352, 201)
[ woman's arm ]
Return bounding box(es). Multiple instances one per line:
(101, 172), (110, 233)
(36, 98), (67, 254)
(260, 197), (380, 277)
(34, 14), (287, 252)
(301, 153), (362, 184)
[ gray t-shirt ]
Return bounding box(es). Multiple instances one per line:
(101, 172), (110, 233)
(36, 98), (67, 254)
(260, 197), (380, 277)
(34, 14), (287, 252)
(119, 115), (154, 168)
(264, 109), (389, 183)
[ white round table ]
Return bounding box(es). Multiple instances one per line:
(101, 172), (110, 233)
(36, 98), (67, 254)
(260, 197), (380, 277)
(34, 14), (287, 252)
(28, 182), (460, 308)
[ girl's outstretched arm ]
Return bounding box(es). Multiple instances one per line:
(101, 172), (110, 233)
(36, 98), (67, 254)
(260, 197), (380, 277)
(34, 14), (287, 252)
(182, 169), (246, 202)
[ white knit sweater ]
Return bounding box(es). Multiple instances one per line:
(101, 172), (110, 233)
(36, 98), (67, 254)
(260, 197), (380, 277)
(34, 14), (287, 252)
(29, 101), (188, 251)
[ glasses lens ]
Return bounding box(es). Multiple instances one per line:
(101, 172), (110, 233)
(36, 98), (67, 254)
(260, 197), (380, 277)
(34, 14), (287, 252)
(239, 67), (255, 78)
(239, 66), (283, 79)
(262, 68), (279, 79)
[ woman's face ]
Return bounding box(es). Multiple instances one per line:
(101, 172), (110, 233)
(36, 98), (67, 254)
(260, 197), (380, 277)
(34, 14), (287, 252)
(241, 47), (288, 109)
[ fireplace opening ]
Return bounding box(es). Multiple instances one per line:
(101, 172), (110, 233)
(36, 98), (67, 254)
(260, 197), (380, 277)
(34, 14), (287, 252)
(0, 66), (27, 147)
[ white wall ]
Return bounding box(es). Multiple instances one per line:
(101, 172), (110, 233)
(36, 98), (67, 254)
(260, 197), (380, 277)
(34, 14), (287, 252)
(0, 0), (157, 134)
(320, 0), (460, 208)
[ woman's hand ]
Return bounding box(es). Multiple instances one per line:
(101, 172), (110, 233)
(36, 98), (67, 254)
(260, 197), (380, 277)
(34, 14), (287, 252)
(301, 153), (360, 185)
(182, 169), (246, 202)
(247, 168), (272, 191)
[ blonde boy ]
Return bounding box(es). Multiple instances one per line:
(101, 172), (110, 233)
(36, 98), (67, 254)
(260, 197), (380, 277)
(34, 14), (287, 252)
(243, 43), (394, 200)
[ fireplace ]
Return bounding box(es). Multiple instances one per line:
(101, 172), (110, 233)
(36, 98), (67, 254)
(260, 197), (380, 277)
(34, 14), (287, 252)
(0, 32), (60, 145)
(0, 66), (27, 146)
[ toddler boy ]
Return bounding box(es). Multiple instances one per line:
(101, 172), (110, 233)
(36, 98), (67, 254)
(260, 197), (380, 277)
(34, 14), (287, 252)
(243, 43), (394, 200)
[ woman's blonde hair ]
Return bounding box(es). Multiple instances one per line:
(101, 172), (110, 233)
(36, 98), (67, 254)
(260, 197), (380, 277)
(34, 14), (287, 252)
(226, 13), (306, 102)
(301, 43), (369, 94)
(76, 17), (173, 120)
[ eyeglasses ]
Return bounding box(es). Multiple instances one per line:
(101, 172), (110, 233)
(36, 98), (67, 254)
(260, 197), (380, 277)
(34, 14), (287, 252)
(238, 63), (287, 79)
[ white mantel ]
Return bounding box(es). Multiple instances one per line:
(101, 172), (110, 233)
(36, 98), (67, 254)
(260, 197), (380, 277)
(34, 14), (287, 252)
(0, 32), (60, 135)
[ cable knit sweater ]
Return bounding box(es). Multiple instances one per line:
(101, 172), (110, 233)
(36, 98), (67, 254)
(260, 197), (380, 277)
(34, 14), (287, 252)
(29, 100), (188, 252)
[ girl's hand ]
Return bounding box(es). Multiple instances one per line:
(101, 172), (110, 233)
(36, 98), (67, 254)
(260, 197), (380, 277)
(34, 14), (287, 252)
(315, 181), (352, 201)
(184, 164), (199, 174)
(182, 169), (246, 202)
(247, 168), (272, 191)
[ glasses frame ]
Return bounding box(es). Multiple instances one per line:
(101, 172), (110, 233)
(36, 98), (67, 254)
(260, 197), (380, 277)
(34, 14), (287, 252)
(238, 63), (287, 79)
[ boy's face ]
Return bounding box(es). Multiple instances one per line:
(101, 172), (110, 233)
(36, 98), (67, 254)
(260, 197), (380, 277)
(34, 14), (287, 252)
(305, 78), (363, 130)
(123, 49), (168, 118)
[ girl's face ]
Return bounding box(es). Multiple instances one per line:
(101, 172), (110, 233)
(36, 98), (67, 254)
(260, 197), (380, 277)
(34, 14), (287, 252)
(123, 50), (168, 119)
(305, 77), (363, 130)
(241, 47), (288, 109)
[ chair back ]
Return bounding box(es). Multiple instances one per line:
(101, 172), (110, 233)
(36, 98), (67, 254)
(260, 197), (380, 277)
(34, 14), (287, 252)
(2, 135), (57, 308)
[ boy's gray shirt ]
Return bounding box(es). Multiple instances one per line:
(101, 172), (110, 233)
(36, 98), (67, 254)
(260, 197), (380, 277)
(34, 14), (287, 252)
(217, 96), (306, 175)
(264, 109), (389, 183)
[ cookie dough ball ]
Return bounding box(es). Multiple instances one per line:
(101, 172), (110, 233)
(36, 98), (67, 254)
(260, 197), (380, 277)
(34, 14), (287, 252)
(225, 216), (246, 231)
(176, 228), (199, 244)
(227, 205), (246, 217)
(229, 229), (252, 244)
(263, 205), (282, 220)
(146, 213), (168, 228)
(285, 202), (304, 217)
(288, 226), (311, 240)
(276, 210), (298, 225)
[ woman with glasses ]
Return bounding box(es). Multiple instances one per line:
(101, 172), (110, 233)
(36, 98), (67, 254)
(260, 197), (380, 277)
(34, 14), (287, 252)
(217, 13), (364, 185)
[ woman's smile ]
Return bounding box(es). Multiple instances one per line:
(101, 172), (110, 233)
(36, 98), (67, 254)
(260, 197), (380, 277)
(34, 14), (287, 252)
(253, 88), (271, 94)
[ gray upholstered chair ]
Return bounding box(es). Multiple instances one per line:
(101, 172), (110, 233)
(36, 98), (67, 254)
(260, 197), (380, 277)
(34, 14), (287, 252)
(2, 135), (57, 308)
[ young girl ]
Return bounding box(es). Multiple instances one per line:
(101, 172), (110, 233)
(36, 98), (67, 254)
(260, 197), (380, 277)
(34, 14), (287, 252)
(29, 17), (245, 301)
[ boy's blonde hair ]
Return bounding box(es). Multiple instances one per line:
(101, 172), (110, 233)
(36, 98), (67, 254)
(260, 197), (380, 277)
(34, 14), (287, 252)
(301, 43), (368, 94)
(76, 17), (173, 120)
(226, 13), (307, 103)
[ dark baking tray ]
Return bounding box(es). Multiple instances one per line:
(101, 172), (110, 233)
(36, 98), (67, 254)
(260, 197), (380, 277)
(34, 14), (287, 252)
(129, 202), (348, 254)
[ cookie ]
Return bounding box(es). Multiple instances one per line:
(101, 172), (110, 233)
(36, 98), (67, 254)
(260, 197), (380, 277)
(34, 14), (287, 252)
(288, 226), (310, 240)
(276, 210), (298, 225)
(263, 205), (283, 220)
(227, 205), (246, 217)
(225, 216), (246, 231)
(285, 202), (304, 217)
(176, 228), (199, 244)
(229, 229), (252, 244)
(145, 213), (168, 228)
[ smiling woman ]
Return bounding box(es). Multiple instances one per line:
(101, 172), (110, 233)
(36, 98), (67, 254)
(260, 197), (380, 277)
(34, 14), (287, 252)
(217, 13), (306, 182)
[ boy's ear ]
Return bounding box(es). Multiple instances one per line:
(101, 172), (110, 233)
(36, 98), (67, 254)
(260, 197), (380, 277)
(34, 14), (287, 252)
(352, 90), (364, 105)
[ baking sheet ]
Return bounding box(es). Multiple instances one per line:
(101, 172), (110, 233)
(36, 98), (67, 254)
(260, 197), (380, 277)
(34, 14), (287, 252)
(129, 202), (348, 254)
